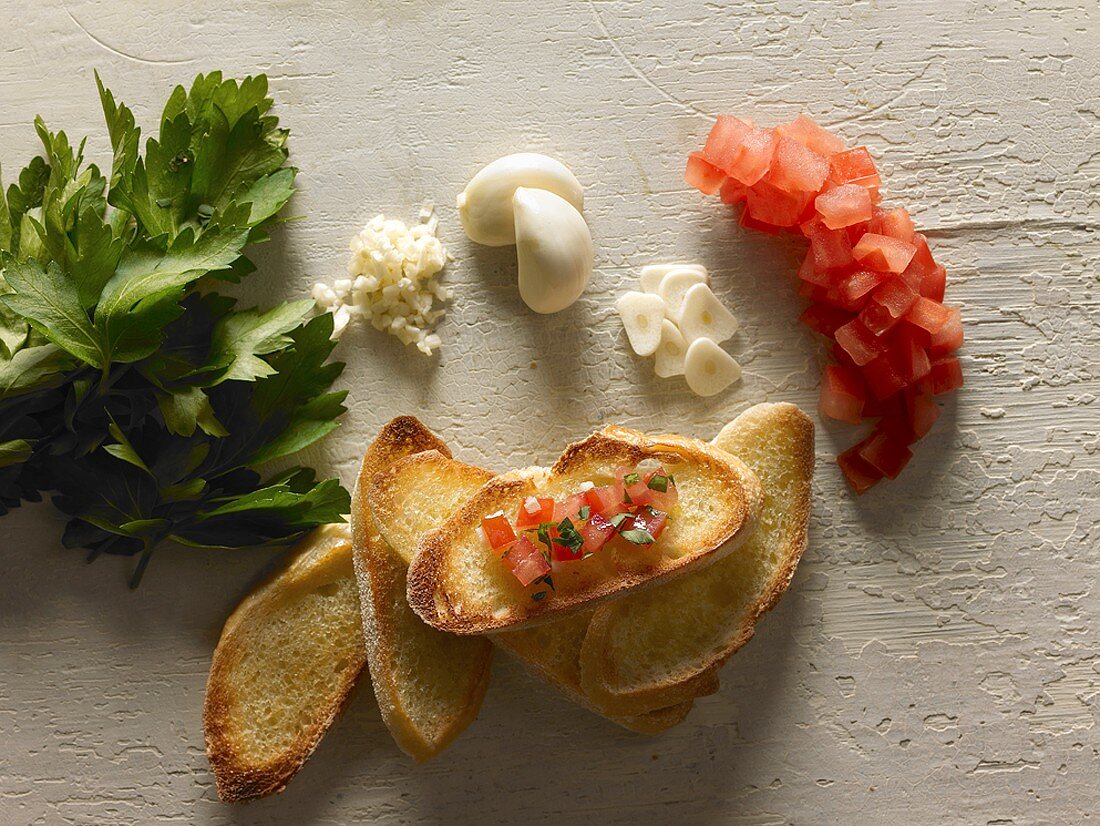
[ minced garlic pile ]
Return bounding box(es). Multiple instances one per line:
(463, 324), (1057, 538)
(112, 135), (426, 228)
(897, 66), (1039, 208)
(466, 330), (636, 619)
(312, 205), (450, 354)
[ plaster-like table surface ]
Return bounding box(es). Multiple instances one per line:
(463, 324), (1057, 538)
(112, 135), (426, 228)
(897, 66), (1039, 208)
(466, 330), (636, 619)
(2, 1), (1098, 823)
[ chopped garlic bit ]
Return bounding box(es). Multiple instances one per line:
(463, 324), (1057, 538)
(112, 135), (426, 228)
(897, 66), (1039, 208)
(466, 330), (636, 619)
(312, 205), (449, 355)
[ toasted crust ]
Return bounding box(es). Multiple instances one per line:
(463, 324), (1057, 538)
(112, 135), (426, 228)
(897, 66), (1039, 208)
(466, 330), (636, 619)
(578, 403), (814, 708)
(406, 426), (764, 634)
(204, 524), (363, 802)
(351, 417), (494, 762)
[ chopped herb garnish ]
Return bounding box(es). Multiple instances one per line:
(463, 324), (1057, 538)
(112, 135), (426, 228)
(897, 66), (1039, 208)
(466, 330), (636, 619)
(647, 474), (669, 493)
(623, 472), (641, 485)
(578, 505), (591, 521)
(609, 512), (631, 528)
(532, 591), (547, 601)
(554, 517), (584, 556)
(620, 528), (656, 545)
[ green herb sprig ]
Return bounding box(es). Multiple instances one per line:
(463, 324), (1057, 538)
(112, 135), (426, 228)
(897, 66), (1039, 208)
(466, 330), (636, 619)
(0, 71), (348, 586)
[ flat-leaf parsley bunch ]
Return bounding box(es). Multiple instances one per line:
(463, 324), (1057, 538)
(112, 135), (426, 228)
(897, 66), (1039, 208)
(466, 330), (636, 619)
(0, 72), (349, 586)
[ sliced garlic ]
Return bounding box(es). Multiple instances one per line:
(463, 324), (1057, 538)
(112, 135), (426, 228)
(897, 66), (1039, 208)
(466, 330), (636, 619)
(514, 187), (593, 314)
(653, 319), (688, 377)
(639, 263), (708, 294)
(657, 268), (709, 322)
(457, 153), (584, 247)
(615, 291), (666, 356)
(677, 283), (739, 344)
(684, 337), (742, 397)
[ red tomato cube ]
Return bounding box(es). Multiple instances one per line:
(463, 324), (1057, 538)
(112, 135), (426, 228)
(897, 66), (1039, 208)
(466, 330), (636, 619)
(553, 493), (587, 523)
(862, 353), (907, 400)
(858, 429), (913, 479)
(719, 178), (748, 204)
(905, 385), (941, 439)
(579, 511), (617, 556)
(837, 444), (883, 494)
(900, 234), (937, 286)
(852, 232), (918, 273)
(516, 496), (555, 530)
(746, 180), (815, 228)
(505, 534), (551, 586)
(873, 277), (919, 318)
(804, 218), (856, 271)
(765, 137), (830, 194)
(684, 152), (726, 195)
(820, 364), (867, 424)
(829, 147), (881, 190)
(837, 269), (889, 307)
(739, 209), (784, 235)
(726, 127), (779, 185)
(929, 306), (963, 355)
(629, 507), (669, 541)
(815, 184), (874, 230)
(859, 300), (902, 336)
(921, 265), (947, 303)
(799, 304), (853, 337)
(869, 207), (915, 244)
(892, 326), (932, 385)
(798, 248), (832, 286)
(585, 483), (625, 516)
(835, 318), (884, 366)
(702, 115), (754, 171)
(776, 114), (846, 157)
(639, 470), (679, 512)
(905, 296), (953, 334)
(929, 356), (964, 394)
(481, 512), (517, 550)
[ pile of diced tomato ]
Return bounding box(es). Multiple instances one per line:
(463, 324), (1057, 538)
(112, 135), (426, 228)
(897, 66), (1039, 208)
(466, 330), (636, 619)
(684, 114), (964, 493)
(480, 467), (677, 589)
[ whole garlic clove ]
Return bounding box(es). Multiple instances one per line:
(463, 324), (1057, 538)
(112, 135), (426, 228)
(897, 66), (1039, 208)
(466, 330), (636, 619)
(616, 291), (667, 356)
(457, 153), (584, 247)
(684, 337), (742, 396)
(639, 263), (708, 294)
(657, 268), (709, 322)
(678, 283), (739, 344)
(513, 187), (593, 314)
(654, 319), (688, 377)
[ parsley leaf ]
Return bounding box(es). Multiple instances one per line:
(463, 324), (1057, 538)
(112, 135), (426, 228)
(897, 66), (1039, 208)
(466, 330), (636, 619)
(620, 528), (656, 545)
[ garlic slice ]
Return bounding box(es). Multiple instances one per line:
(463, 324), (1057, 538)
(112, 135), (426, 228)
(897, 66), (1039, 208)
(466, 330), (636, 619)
(639, 263), (708, 294)
(653, 319), (688, 377)
(657, 268), (709, 322)
(514, 187), (593, 314)
(457, 153), (584, 247)
(678, 283), (739, 344)
(615, 291), (666, 356)
(684, 337), (742, 397)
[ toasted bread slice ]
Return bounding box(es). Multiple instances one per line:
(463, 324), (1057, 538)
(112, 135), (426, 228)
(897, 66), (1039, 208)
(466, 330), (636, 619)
(204, 523), (364, 802)
(369, 446), (716, 730)
(352, 417), (494, 762)
(407, 426), (764, 634)
(578, 403), (813, 709)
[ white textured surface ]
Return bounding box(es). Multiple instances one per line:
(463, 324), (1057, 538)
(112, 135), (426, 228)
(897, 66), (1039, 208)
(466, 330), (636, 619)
(2, 1), (1098, 823)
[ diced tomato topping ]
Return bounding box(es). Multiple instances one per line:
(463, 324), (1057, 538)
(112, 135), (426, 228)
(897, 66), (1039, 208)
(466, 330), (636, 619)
(857, 428), (913, 480)
(869, 207), (915, 244)
(481, 512), (516, 551)
(504, 534), (550, 586)
(719, 178), (749, 205)
(920, 265), (947, 303)
(580, 511), (617, 556)
(639, 470), (679, 512)
(905, 385), (941, 439)
(820, 363), (866, 425)
(929, 356), (964, 395)
(553, 493), (586, 524)
(828, 147), (881, 190)
(800, 303), (853, 337)
(900, 234), (937, 289)
(905, 296), (953, 335)
(739, 209), (784, 235)
(852, 233), (918, 274)
(549, 529), (584, 563)
(872, 277), (918, 320)
(862, 353), (907, 400)
(629, 507), (669, 541)
(815, 184), (873, 230)
(724, 126), (778, 186)
(929, 306), (964, 355)
(859, 300), (902, 337)
(623, 473), (650, 506)
(835, 318), (884, 366)
(584, 482), (625, 516)
(803, 218), (856, 272)
(798, 248), (832, 286)
(837, 444), (883, 494)
(702, 115), (754, 172)
(891, 326), (932, 385)
(765, 136), (830, 194)
(515, 496), (555, 530)
(684, 152), (726, 195)
(836, 269), (889, 307)
(776, 114), (845, 157)
(746, 180), (815, 229)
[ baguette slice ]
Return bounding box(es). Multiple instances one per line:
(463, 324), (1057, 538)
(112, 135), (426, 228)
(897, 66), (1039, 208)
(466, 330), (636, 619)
(407, 426), (764, 634)
(369, 448), (716, 731)
(204, 523), (364, 802)
(579, 403), (813, 709)
(352, 417), (494, 762)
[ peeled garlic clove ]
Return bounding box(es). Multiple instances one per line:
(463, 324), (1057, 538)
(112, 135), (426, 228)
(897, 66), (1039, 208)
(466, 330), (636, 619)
(678, 283), (739, 344)
(654, 319), (688, 377)
(639, 263), (708, 294)
(457, 153), (584, 247)
(615, 291), (666, 356)
(684, 337), (741, 397)
(657, 268), (709, 322)
(514, 187), (593, 314)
